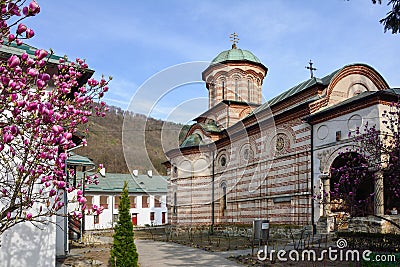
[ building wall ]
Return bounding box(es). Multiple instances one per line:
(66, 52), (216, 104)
(169, 117), (313, 226)
(84, 193), (167, 230)
(0, 216), (56, 267)
(312, 104), (389, 221)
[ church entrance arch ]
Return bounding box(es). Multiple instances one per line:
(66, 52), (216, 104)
(329, 152), (374, 217)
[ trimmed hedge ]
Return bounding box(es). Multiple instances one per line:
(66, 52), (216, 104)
(337, 232), (400, 252)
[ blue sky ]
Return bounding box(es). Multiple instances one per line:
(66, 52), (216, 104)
(25, 0), (398, 123)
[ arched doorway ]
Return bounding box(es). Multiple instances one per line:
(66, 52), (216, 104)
(384, 155), (400, 215)
(329, 152), (374, 217)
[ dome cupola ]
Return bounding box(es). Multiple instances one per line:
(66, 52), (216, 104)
(202, 33), (268, 109)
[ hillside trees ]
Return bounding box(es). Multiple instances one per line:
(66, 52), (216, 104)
(79, 106), (189, 174)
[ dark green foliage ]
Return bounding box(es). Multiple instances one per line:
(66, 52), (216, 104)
(110, 181), (138, 267)
(338, 231), (400, 253)
(372, 0), (400, 34)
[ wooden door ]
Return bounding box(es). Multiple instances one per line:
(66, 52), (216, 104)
(131, 213), (138, 225)
(162, 212), (166, 224)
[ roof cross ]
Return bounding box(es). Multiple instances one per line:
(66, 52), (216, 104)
(230, 32), (239, 49)
(305, 60), (317, 78)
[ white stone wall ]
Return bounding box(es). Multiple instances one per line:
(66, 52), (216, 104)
(0, 216), (56, 267)
(312, 103), (388, 222)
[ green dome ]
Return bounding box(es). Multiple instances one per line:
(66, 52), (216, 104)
(180, 133), (205, 148)
(211, 48), (262, 65)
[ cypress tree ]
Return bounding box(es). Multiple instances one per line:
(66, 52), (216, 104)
(110, 181), (138, 266)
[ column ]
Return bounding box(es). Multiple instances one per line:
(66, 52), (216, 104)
(374, 171), (384, 216)
(320, 175), (330, 217)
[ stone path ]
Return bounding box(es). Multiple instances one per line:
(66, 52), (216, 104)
(135, 239), (246, 267)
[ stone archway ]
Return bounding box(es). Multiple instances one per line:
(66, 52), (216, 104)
(328, 152), (374, 217)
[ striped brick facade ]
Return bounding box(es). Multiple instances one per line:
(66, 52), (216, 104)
(166, 50), (391, 228)
(167, 118), (312, 226)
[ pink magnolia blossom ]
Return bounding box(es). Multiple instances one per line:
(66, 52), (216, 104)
(8, 33), (15, 42)
(7, 3), (20, 16)
(34, 49), (48, 60)
(0, 0), (110, 233)
(22, 0), (40, 16)
(79, 197), (87, 204)
(17, 23), (27, 34)
(27, 68), (38, 77)
(36, 79), (45, 89)
(7, 55), (20, 68)
(25, 28), (34, 38)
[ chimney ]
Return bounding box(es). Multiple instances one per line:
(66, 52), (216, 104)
(99, 168), (106, 177)
(132, 170), (138, 177)
(147, 170), (153, 178)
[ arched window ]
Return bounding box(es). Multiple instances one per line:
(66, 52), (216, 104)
(221, 182), (227, 211)
(247, 79), (252, 102)
(235, 79), (239, 101)
(222, 81), (225, 100)
(210, 82), (215, 106)
(173, 192), (177, 214)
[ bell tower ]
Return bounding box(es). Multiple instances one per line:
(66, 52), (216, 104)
(200, 34), (268, 128)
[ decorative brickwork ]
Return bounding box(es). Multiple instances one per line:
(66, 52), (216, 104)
(166, 54), (393, 232)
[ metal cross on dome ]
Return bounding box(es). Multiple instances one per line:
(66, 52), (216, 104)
(230, 32), (239, 49)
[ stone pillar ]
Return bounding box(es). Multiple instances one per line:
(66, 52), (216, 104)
(374, 171), (384, 216)
(320, 175), (330, 217)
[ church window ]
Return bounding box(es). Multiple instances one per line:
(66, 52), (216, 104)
(173, 166), (177, 176)
(211, 82), (215, 105)
(222, 81), (225, 100)
(336, 131), (341, 141)
(240, 144), (253, 162)
(247, 79), (251, 102)
(243, 148), (249, 160)
(173, 192), (177, 214)
(275, 135), (285, 151)
(221, 182), (227, 211)
(235, 79), (239, 101)
(220, 156), (227, 167)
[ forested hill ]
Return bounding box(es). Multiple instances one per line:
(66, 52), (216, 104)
(76, 105), (189, 175)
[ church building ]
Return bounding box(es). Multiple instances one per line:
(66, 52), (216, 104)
(165, 37), (399, 232)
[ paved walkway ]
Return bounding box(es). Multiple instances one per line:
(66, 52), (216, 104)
(135, 239), (246, 267)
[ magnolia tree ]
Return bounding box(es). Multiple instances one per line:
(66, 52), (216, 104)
(328, 102), (400, 217)
(0, 0), (110, 235)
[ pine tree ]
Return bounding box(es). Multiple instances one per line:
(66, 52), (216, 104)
(110, 181), (138, 266)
